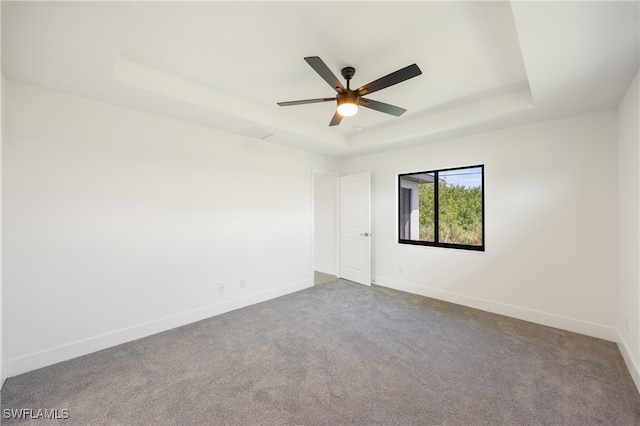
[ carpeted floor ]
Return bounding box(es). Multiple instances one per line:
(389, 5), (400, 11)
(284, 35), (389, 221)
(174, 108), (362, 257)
(2, 279), (639, 425)
(314, 271), (337, 285)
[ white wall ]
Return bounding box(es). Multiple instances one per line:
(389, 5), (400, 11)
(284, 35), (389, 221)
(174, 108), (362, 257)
(344, 110), (619, 340)
(2, 81), (341, 377)
(0, 73), (4, 388)
(313, 173), (338, 275)
(618, 70), (640, 390)
(1, 3), (5, 388)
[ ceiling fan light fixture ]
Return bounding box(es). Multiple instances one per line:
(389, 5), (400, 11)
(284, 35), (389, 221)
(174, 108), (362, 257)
(337, 93), (359, 117)
(337, 100), (359, 117)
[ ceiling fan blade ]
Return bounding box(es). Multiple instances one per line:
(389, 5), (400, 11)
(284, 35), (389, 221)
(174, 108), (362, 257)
(304, 56), (346, 93)
(355, 64), (422, 96)
(277, 97), (335, 107)
(329, 111), (343, 126)
(359, 98), (407, 117)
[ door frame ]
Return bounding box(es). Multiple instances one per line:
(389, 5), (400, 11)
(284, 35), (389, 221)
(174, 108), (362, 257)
(312, 170), (340, 279)
(311, 170), (372, 285)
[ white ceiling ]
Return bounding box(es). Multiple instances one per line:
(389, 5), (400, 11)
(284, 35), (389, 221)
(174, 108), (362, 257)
(2, 1), (638, 158)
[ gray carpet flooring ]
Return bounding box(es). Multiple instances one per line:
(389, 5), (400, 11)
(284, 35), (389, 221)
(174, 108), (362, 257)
(2, 279), (639, 425)
(314, 271), (337, 286)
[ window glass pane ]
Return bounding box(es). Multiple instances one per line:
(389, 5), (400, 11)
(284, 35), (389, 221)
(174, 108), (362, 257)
(399, 187), (413, 240)
(399, 172), (435, 242)
(437, 167), (483, 246)
(419, 178), (435, 242)
(399, 165), (483, 251)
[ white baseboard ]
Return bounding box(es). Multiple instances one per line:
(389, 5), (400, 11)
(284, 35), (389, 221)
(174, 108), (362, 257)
(617, 329), (640, 394)
(4, 279), (312, 379)
(373, 275), (618, 342)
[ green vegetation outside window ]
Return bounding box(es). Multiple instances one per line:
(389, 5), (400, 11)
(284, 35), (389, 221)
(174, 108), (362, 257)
(398, 165), (484, 251)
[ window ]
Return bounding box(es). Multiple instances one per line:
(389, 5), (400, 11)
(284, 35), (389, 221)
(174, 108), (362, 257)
(398, 165), (484, 251)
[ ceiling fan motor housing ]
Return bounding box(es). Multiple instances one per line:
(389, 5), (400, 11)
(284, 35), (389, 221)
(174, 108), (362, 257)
(337, 90), (359, 103)
(341, 66), (356, 82)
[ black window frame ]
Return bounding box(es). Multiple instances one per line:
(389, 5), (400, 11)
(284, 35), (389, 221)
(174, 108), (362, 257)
(398, 164), (485, 252)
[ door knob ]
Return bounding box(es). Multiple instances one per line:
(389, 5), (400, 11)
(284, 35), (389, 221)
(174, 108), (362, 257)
(360, 232), (371, 237)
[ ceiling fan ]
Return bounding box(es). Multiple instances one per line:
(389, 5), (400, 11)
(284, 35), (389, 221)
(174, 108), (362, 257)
(277, 56), (422, 126)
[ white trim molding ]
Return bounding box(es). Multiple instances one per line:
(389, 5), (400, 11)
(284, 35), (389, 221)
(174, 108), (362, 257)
(373, 275), (618, 342)
(617, 330), (640, 394)
(4, 279), (312, 379)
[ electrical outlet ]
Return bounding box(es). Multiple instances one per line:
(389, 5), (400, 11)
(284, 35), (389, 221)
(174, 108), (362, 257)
(218, 283), (225, 293)
(240, 279), (246, 288)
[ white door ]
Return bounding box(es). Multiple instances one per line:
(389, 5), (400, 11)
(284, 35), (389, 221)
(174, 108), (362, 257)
(339, 172), (371, 286)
